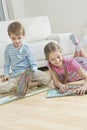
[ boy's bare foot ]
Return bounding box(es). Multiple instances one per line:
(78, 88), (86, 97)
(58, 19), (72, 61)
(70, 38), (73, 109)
(10, 87), (16, 93)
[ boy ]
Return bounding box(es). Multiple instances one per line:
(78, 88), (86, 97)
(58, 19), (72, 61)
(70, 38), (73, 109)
(0, 21), (51, 95)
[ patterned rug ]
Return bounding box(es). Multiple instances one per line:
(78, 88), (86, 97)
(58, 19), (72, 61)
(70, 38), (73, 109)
(0, 75), (84, 106)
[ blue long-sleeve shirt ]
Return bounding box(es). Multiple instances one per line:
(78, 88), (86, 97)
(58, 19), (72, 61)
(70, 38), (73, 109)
(4, 43), (37, 77)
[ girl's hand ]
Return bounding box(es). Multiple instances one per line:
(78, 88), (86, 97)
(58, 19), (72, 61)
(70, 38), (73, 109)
(57, 83), (69, 93)
(2, 76), (10, 82)
(75, 85), (87, 95)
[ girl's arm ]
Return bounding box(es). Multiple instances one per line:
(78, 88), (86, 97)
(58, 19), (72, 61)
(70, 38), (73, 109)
(76, 66), (87, 95)
(49, 68), (68, 93)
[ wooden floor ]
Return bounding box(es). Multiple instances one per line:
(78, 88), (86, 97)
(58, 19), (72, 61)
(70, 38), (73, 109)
(0, 91), (87, 130)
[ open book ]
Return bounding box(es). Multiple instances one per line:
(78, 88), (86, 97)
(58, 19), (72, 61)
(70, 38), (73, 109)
(46, 85), (80, 98)
(0, 86), (49, 106)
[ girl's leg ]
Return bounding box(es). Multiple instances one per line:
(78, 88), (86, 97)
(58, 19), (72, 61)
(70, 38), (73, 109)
(80, 48), (87, 57)
(74, 48), (87, 58)
(73, 51), (81, 58)
(70, 34), (87, 58)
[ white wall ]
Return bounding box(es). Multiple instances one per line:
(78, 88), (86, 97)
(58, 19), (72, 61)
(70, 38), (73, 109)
(6, 0), (26, 19)
(2, 0), (9, 20)
(6, 0), (87, 36)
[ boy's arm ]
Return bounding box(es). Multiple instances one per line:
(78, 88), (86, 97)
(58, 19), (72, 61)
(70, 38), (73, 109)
(27, 46), (37, 72)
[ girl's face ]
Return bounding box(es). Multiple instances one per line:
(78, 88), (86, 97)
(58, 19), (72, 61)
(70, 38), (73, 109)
(49, 51), (63, 68)
(9, 33), (24, 48)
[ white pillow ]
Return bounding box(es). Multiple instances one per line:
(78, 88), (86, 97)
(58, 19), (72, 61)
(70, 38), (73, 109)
(58, 33), (76, 56)
(0, 16), (51, 43)
(19, 16), (51, 42)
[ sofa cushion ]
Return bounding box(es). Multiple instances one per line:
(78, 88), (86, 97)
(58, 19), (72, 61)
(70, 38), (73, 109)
(47, 33), (76, 56)
(29, 40), (57, 61)
(18, 16), (51, 42)
(58, 33), (76, 56)
(0, 16), (51, 44)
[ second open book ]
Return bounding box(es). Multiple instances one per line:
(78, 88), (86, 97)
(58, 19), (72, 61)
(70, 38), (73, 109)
(46, 85), (84, 98)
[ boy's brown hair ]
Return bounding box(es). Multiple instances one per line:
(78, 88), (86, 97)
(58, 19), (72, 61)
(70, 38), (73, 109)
(8, 21), (25, 36)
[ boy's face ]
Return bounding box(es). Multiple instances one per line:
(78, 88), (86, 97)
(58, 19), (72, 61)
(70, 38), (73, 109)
(9, 33), (24, 48)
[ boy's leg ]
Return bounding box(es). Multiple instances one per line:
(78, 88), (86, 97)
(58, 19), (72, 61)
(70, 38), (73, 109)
(30, 81), (41, 87)
(0, 78), (18, 94)
(32, 70), (54, 87)
(16, 70), (33, 96)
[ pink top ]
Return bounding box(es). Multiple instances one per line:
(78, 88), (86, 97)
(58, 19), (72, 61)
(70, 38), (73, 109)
(48, 57), (87, 82)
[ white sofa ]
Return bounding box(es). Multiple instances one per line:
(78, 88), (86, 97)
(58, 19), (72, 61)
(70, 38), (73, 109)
(0, 16), (80, 75)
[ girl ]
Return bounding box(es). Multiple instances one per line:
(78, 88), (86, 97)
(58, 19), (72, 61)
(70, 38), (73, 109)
(44, 41), (87, 95)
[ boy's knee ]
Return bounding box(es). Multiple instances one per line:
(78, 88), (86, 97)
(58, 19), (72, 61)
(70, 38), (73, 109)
(38, 72), (51, 86)
(42, 73), (51, 85)
(33, 70), (51, 86)
(0, 81), (16, 93)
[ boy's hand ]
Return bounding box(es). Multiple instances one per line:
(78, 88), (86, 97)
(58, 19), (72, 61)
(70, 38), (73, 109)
(2, 76), (10, 82)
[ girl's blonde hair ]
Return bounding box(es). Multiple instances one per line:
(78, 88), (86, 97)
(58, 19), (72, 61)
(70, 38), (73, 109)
(8, 21), (25, 36)
(44, 42), (68, 84)
(44, 41), (62, 60)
